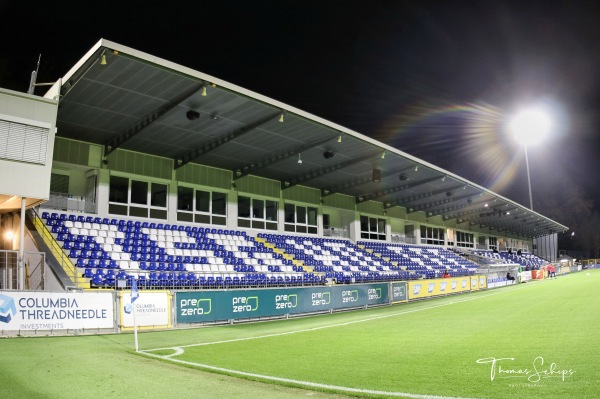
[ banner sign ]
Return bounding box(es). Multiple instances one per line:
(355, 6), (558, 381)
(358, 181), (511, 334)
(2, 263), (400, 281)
(0, 291), (113, 331)
(479, 275), (487, 289)
(176, 283), (389, 324)
(408, 277), (471, 300)
(120, 291), (170, 329)
(391, 281), (407, 302)
(519, 271), (532, 283)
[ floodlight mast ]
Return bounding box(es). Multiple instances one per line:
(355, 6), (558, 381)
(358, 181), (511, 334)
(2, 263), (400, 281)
(523, 144), (533, 210)
(509, 107), (552, 211)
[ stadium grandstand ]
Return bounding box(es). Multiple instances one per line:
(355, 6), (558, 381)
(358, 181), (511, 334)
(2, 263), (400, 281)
(0, 38), (571, 333)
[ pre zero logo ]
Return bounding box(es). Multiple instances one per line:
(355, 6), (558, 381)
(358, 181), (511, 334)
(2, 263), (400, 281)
(0, 294), (17, 324)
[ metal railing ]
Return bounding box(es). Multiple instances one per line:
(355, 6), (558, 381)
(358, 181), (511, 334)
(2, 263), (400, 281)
(0, 250), (45, 290)
(25, 252), (46, 290)
(41, 192), (97, 214)
(0, 250), (18, 290)
(323, 227), (349, 238)
(29, 208), (82, 289)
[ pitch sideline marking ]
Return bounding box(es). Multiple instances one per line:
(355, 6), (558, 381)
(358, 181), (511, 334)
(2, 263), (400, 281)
(138, 284), (541, 398)
(143, 281), (535, 353)
(141, 349), (484, 399)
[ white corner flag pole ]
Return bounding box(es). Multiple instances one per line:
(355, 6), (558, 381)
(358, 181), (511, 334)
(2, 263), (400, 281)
(131, 278), (140, 352)
(133, 303), (139, 352)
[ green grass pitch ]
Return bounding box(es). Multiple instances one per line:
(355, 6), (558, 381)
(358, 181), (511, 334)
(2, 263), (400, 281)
(1, 269), (598, 399)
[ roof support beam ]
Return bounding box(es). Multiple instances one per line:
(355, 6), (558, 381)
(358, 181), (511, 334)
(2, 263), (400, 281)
(406, 192), (476, 214)
(322, 165), (415, 198)
(358, 177), (444, 205)
(233, 135), (336, 180)
(432, 198), (493, 219)
(105, 85), (201, 157)
(281, 152), (379, 190)
(175, 112), (280, 170)
(377, 183), (464, 207)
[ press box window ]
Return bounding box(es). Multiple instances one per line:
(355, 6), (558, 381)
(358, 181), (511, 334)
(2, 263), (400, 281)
(176, 187), (227, 225)
(238, 196), (278, 230)
(284, 203), (318, 234)
(108, 176), (167, 219)
(360, 215), (386, 240)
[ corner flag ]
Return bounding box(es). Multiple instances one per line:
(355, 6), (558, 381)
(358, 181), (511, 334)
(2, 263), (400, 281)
(130, 277), (140, 352)
(131, 278), (139, 303)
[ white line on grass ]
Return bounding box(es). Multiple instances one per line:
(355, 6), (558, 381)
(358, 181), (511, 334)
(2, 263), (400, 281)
(143, 282), (535, 353)
(141, 349), (484, 399)
(138, 284), (541, 398)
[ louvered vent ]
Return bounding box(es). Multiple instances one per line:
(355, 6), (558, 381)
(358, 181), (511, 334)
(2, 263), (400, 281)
(0, 119), (49, 164)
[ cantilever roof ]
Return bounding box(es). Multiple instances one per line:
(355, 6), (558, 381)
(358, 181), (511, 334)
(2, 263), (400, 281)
(46, 39), (568, 238)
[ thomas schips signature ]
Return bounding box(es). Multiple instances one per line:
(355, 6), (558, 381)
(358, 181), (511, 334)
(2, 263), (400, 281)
(476, 356), (575, 382)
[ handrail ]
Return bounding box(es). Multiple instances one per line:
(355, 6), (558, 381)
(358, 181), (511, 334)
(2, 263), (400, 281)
(28, 208), (82, 289)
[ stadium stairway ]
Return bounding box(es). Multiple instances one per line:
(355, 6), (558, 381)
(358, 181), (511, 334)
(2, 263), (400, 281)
(26, 211), (88, 290)
(256, 237), (316, 273)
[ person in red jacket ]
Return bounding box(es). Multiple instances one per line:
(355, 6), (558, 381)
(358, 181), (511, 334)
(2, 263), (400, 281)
(442, 270), (451, 278)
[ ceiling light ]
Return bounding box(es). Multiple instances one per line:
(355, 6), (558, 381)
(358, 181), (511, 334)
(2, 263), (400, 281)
(100, 53), (107, 65)
(201, 86), (207, 96)
(337, 135), (342, 143)
(484, 203), (489, 207)
(297, 154), (303, 164)
(381, 152), (385, 159)
(441, 175), (446, 181)
(414, 165), (419, 172)
(210, 114), (219, 120)
(279, 113), (285, 122)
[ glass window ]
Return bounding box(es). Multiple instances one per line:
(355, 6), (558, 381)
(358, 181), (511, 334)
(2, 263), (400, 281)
(196, 190), (210, 213)
(284, 203), (295, 223)
(253, 199), (264, 219)
(265, 200), (277, 221)
(130, 180), (148, 205)
(109, 177), (167, 220)
(377, 219), (386, 234)
(307, 207), (317, 226)
(360, 215), (386, 241)
(323, 214), (330, 229)
(212, 192), (227, 215)
(369, 217), (377, 231)
(297, 206), (306, 224)
(109, 176), (129, 203)
(151, 183), (167, 207)
(360, 216), (368, 232)
(238, 196), (251, 218)
(177, 186), (193, 211)
(283, 203), (318, 234)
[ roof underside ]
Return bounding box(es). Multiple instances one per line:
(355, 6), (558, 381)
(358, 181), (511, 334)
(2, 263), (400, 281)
(52, 39), (568, 238)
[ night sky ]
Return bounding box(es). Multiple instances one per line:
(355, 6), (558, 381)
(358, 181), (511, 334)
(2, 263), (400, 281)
(2, 0), (600, 224)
